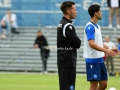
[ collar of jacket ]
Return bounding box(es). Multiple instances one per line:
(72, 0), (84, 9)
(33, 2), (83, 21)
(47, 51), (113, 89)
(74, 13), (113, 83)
(63, 17), (72, 23)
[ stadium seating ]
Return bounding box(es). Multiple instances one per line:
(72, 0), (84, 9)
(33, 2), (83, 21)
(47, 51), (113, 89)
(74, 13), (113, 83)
(0, 26), (120, 73)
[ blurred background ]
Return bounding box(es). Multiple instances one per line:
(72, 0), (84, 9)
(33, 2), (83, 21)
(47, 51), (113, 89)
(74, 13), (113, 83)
(0, 0), (120, 74)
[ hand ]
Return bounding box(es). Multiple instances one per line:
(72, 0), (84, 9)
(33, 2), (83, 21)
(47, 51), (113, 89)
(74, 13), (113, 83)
(1, 21), (5, 26)
(34, 44), (38, 48)
(111, 48), (120, 55)
(105, 49), (116, 56)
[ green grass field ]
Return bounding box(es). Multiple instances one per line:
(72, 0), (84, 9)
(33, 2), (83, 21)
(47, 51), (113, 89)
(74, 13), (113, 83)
(0, 73), (119, 90)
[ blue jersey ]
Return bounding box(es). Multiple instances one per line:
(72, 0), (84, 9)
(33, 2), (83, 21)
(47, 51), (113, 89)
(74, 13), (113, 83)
(85, 22), (104, 63)
(84, 22), (107, 81)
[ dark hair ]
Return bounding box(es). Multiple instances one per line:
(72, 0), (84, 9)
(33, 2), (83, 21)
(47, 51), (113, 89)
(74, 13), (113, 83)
(7, 8), (11, 11)
(37, 30), (42, 33)
(60, 1), (75, 14)
(88, 4), (100, 18)
(117, 37), (120, 43)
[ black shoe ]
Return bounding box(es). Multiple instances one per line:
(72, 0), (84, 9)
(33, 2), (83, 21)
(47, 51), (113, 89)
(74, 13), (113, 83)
(11, 28), (20, 34)
(109, 73), (115, 76)
(12, 30), (20, 34)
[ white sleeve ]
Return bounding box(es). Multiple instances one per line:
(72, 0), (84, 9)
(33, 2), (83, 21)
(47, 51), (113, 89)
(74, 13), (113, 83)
(11, 14), (16, 21)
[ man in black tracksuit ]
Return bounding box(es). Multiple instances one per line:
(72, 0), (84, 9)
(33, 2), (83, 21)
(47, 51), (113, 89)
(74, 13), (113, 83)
(57, 1), (81, 90)
(34, 31), (50, 74)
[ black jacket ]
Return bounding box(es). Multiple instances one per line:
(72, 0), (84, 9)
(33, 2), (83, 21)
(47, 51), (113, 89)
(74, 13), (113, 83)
(34, 35), (50, 57)
(57, 17), (81, 68)
(107, 0), (120, 7)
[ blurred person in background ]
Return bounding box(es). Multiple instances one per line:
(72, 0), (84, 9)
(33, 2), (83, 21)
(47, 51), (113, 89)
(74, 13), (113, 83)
(104, 36), (116, 76)
(34, 31), (50, 74)
(117, 37), (120, 50)
(0, 9), (19, 39)
(107, 0), (120, 28)
(57, 1), (81, 90)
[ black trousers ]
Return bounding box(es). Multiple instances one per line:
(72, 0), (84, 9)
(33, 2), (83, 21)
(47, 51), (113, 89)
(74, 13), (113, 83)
(41, 55), (48, 71)
(58, 67), (76, 90)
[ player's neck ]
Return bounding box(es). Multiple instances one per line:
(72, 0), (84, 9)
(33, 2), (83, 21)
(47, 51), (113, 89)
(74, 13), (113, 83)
(91, 18), (98, 24)
(64, 15), (71, 21)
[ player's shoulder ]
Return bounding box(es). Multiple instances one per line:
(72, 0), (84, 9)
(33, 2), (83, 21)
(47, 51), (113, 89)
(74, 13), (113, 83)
(85, 24), (94, 31)
(62, 22), (73, 29)
(110, 41), (115, 45)
(66, 24), (74, 30)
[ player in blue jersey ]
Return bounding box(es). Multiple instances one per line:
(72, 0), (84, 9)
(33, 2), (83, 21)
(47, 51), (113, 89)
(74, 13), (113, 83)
(83, 4), (120, 90)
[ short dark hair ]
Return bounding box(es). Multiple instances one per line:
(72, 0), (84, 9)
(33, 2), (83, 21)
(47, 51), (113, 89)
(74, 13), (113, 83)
(7, 8), (11, 11)
(88, 4), (100, 18)
(60, 1), (75, 14)
(37, 30), (42, 33)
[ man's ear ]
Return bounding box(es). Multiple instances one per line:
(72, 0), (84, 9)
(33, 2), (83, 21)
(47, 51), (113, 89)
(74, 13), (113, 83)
(67, 9), (71, 15)
(94, 12), (98, 16)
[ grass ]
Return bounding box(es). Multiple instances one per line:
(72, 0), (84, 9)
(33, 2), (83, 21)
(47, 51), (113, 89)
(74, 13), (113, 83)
(0, 73), (119, 90)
